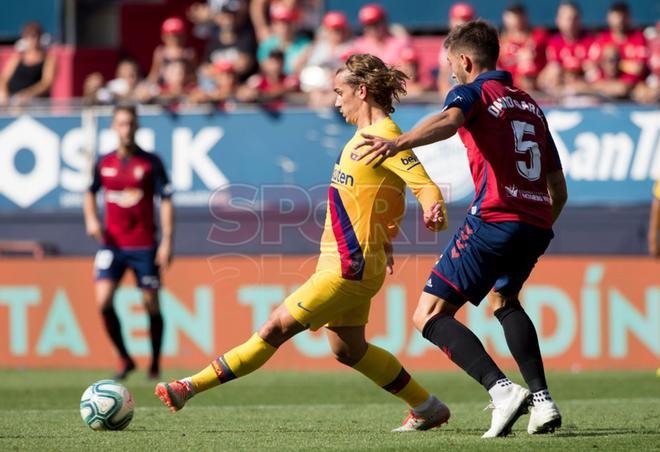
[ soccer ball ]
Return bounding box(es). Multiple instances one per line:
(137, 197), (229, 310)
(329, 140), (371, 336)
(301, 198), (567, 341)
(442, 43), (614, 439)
(80, 379), (134, 431)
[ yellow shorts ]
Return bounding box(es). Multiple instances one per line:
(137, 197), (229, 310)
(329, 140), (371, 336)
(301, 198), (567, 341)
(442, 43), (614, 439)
(283, 269), (386, 331)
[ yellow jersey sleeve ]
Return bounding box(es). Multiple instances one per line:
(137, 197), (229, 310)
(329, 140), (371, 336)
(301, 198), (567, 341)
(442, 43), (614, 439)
(654, 181), (660, 200)
(381, 149), (447, 231)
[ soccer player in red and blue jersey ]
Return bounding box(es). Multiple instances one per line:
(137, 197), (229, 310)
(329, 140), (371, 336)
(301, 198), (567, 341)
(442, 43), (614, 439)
(84, 105), (174, 380)
(357, 21), (568, 438)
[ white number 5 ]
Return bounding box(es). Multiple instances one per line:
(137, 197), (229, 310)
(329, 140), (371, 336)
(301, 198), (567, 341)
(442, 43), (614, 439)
(512, 120), (541, 181)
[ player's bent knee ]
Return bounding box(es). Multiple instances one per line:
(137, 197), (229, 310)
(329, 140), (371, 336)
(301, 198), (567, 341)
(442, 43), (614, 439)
(95, 280), (116, 309)
(330, 343), (367, 366)
(258, 306), (304, 347)
(412, 308), (429, 333)
(490, 292), (522, 311)
(412, 293), (458, 332)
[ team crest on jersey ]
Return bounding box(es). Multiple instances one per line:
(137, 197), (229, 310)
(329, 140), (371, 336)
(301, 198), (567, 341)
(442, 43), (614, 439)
(505, 184), (519, 197)
(133, 166), (145, 180)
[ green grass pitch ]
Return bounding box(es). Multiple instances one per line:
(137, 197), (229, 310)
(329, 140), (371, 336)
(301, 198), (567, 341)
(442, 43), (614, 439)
(1, 369), (659, 451)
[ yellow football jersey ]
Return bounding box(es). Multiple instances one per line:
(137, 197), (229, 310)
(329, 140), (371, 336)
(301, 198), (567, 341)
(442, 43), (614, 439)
(316, 117), (446, 281)
(654, 181), (660, 200)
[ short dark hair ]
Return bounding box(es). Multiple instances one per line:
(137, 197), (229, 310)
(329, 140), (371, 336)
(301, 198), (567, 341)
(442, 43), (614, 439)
(22, 21), (43, 37)
(444, 20), (500, 70)
(559, 0), (581, 14)
(504, 3), (527, 15)
(113, 104), (137, 119)
(609, 2), (629, 14)
(268, 49), (285, 61)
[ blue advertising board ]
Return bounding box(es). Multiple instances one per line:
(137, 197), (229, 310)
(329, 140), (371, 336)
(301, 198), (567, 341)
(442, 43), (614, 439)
(325, 0), (658, 29)
(0, 105), (657, 212)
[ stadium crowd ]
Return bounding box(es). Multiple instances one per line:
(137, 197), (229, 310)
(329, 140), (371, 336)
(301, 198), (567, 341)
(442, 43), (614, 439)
(0, 0), (657, 111)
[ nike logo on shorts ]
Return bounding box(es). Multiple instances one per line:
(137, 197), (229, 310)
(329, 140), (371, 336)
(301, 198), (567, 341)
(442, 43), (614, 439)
(296, 301), (312, 313)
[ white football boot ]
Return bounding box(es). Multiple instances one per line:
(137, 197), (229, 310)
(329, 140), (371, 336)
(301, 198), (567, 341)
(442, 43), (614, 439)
(481, 383), (532, 438)
(392, 396), (451, 432)
(527, 400), (562, 434)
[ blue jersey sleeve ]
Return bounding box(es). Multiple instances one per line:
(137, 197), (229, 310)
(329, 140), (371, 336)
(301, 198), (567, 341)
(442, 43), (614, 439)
(88, 161), (101, 194)
(151, 155), (173, 199)
(442, 84), (480, 119)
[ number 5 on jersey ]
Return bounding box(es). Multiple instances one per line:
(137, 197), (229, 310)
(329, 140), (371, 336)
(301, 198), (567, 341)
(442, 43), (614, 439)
(512, 120), (541, 181)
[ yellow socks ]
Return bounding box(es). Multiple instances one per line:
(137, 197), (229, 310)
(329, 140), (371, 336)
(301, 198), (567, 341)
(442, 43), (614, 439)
(186, 336), (430, 409)
(190, 333), (277, 394)
(352, 344), (430, 408)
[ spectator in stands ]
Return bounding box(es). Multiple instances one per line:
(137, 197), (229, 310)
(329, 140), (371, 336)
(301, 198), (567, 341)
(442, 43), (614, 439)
(298, 11), (353, 108)
(83, 58), (144, 105)
(188, 0), (251, 40)
(633, 21), (660, 104)
(238, 49), (298, 109)
(585, 44), (633, 99)
(399, 48), (431, 96)
(250, 0), (323, 43)
(147, 17), (197, 84)
(190, 60), (238, 110)
(301, 11), (352, 71)
(588, 2), (648, 90)
(538, 1), (593, 94)
(145, 59), (198, 111)
(194, 0), (257, 81)
(498, 3), (547, 92)
(0, 22), (56, 108)
(257, 3), (311, 75)
(350, 3), (412, 68)
(436, 2), (475, 99)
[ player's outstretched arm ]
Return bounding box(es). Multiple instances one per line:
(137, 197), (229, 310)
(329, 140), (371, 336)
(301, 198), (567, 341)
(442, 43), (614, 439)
(381, 151), (447, 232)
(547, 169), (568, 225)
(355, 107), (465, 167)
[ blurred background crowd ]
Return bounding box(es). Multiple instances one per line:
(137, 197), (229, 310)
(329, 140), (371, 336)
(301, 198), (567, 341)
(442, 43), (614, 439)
(0, 0), (657, 112)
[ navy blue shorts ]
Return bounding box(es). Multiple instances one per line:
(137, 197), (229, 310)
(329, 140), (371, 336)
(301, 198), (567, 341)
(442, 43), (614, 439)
(423, 215), (553, 307)
(94, 246), (160, 290)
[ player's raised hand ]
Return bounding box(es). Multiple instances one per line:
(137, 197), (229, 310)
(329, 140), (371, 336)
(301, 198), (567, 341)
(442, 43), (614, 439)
(355, 133), (401, 168)
(424, 201), (446, 231)
(156, 241), (173, 270)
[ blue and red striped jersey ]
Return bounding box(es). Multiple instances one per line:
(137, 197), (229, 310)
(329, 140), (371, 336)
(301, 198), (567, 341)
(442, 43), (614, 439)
(443, 70), (562, 229)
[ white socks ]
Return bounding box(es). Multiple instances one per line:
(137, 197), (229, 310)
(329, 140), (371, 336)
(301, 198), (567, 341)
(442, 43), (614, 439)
(488, 378), (514, 404)
(487, 378), (554, 407)
(532, 389), (553, 406)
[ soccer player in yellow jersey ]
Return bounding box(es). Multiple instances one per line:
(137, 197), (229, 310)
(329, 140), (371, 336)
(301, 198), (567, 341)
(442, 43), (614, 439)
(155, 54), (450, 431)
